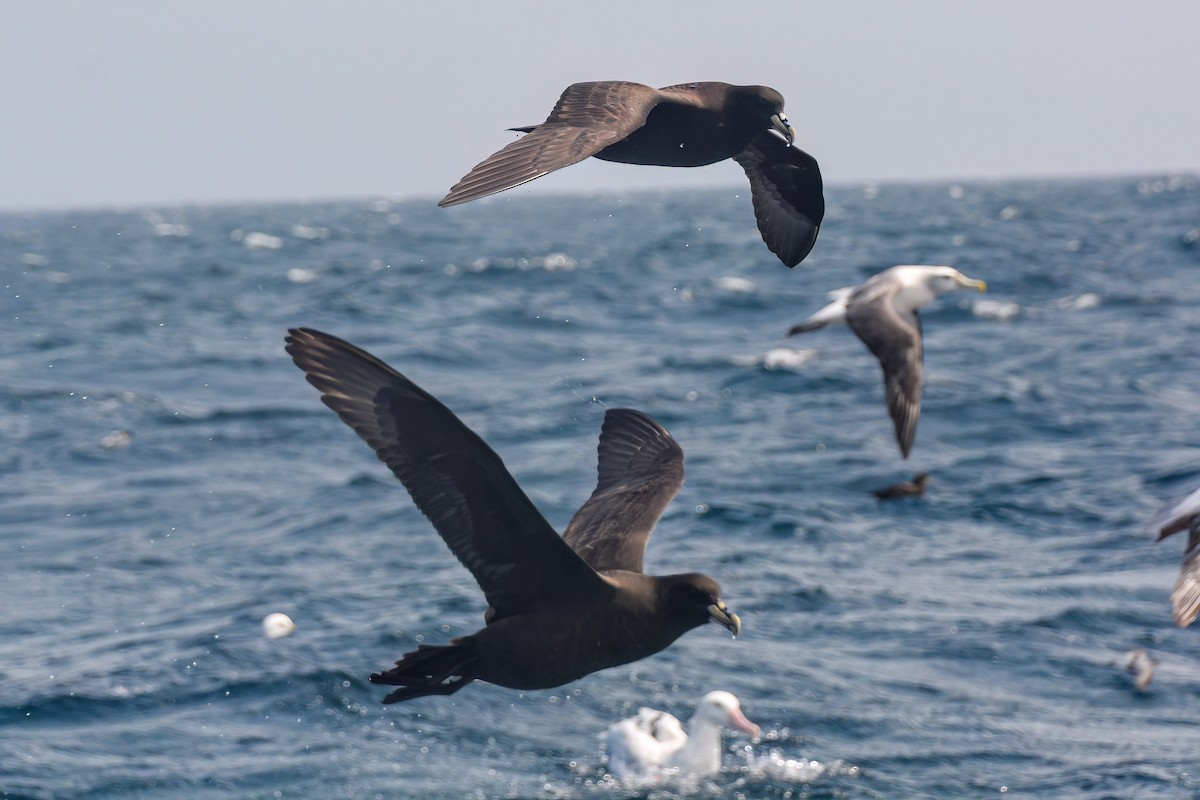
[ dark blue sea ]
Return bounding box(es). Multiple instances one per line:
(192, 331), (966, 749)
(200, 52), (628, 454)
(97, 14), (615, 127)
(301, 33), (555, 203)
(3, 175), (1200, 799)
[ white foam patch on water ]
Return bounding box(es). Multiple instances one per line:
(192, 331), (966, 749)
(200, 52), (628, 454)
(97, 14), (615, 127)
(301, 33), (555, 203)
(1056, 293), (1101, 311)
(287, 268), (318, 284)
(973, 299), (1021, 321)
(736, 748), (829, 782)
(714, 275), (755, 293)
(761, 347), (817, 371)
(154, 223), (190, 237)
(446, 253), (581, 274)
(99, 430), (133, 449)
(732, 348), (817, 371)
(234, 231), (284, 250)
(291, 224), (330, 240)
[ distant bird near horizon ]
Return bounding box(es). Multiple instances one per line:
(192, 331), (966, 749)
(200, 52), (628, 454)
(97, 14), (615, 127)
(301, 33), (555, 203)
(788, 265), (987, 459)
(1145, 485), (1200, 628)
(872, 472), (929, 500)
(440, 80), (824, 267)
(603, 691), (760, 781)
(285, 328), (741, 703)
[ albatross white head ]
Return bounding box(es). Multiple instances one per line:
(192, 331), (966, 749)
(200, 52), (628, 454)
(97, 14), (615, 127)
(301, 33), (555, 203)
(665, 691), (761, 777)
(888, 265), (987, 312)
(691, 691), (760, 738)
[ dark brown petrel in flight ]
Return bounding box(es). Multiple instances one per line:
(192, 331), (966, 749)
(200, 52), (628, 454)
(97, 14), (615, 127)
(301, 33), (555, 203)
(285, 328), (741, 703)
(439, 80), (824, 267)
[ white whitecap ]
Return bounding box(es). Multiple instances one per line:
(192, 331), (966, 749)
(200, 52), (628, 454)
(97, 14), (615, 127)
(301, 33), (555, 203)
(154, 223), (190, 237)
(291, 224), (330, 240)
(99, 430), (133, 449)
(287, 268), (318, 284)
(972, 299), (1020, 321)
(1056, 293), (1100, 311)
(762, 347), (817, 371)
(242, 232), (284, 251)
(737, 748), (828, 782)
(714, 275), (755, 293)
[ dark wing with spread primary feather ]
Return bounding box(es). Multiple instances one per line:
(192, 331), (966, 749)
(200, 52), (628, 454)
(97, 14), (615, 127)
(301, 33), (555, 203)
(1172, 520), (1200, 628)
(846, 283), (923, 458)
(285, 328), (608, 620)
(562, 409), (684, 574)
(439, 81), (666, 207)
(733, 132), (824, 267)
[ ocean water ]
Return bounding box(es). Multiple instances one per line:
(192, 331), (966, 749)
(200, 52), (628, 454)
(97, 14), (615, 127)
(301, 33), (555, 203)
(2, 175), (1200, 799)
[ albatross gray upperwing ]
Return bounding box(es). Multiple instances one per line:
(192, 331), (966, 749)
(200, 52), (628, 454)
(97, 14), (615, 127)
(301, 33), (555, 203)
(285, 328), (608, 622)
(562, 409), (685, 574)
(733, 132), (824, 267)
(845, 280), (924, 459)
(438, 81), (665, 207)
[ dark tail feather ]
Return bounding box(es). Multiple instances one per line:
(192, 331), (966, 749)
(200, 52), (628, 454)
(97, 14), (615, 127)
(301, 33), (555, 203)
(369, 641), (479, 704)
(507, 125), (538, 133)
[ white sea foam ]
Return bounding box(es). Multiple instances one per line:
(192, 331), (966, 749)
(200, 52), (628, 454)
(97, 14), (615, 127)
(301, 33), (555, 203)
(973, 299), (1020, 321)
(1056, 293), (1100, 311)
(714, 275), (755, 293)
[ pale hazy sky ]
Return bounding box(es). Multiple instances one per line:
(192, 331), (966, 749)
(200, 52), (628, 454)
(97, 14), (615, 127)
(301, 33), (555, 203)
(2, 0), (1198, 211)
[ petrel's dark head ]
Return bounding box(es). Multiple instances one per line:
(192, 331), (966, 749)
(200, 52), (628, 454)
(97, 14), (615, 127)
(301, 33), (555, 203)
(731, 85), (794, 146)
(665, 573), (741, 636)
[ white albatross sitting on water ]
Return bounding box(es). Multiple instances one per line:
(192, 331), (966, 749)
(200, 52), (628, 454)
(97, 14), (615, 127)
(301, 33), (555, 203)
(787, 265), (987, 458)
(603, 691), (760, 781)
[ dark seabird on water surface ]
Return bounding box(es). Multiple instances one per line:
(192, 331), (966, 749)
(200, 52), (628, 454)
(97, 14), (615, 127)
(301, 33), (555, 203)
(1145, 485), (1200, 628)
(285, 328), (741, 703)
(872, 472), (929, 500)
(439, 80), (824, 267)
(788, 265), (987, 458)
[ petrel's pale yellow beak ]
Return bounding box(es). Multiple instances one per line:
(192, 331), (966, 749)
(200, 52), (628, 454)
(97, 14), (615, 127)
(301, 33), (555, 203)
(770, 113), (796, 146)
(707, 602), (741, 637)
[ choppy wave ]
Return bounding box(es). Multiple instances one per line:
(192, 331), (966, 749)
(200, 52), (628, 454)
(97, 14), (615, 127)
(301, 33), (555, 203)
(2, 176), (1199, 799)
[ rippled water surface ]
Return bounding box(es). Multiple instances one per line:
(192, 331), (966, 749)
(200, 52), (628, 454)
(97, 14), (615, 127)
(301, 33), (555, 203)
(3, 176), (1200, 799)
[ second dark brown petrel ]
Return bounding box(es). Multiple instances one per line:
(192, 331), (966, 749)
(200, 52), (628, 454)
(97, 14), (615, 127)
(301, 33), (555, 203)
(439, 80), (824, 267)
(285, 328), (741, 703)
(1145, 485), (1200, 628)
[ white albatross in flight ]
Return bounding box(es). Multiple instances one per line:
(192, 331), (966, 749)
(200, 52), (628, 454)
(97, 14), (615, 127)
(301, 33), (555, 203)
(787, 265), (987, 458)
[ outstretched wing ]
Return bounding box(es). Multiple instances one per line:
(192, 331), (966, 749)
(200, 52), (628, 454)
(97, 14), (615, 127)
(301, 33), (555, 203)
(1173, 522), (1200, 628)
(1147, 485), (1200, 540)
(846, 282), (923, 458)
(733, 131), (824, 267)
(562, 409), (684, 574)
(439, 81), (665, 207)
(286, 328), (608, 620)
